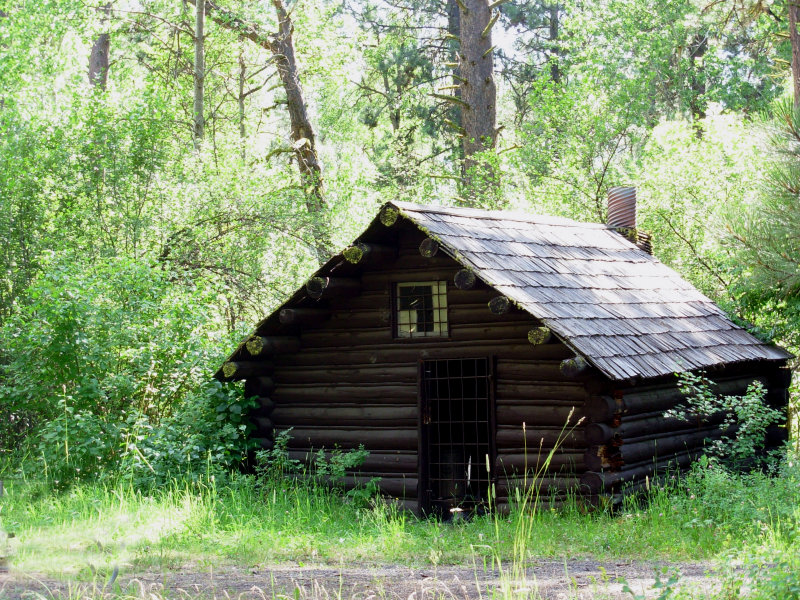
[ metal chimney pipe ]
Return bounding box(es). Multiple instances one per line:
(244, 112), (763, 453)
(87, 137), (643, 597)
(607, 187), (637, 229)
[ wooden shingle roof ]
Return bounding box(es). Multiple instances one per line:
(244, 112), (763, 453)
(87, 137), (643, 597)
(391, 201), (790, 381)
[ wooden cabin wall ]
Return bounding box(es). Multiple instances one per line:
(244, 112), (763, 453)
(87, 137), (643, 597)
(581, 364), (791, 502)
(244, 221), (591, 512)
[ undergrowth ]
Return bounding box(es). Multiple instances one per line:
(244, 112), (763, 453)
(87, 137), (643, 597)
(1, 451), (798, 589)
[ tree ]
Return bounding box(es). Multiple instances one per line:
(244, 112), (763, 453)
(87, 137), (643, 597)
(193, 0), (205, 147)
(455, 0), (498, 199)
(88, 3), (111, 89)
(187, 0), (331, 262)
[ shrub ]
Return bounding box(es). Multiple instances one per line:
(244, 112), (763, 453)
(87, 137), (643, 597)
(665, 371), (784, 465)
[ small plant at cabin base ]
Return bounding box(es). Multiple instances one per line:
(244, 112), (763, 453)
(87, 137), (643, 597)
(255, 429), (378, 507)
(665, 371), (784, 466)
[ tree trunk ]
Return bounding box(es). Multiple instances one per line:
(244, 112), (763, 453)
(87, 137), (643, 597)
(88, 4), (111, 89)
(458, 0), (497, 203)
(548, 4), (560, 83)
(688, 32), (707, 137)
(270, 0), (330, 262)
(238, 49), (246, 158)
(186, 0), (331, 263)
(791, 0), (800, 107)
(193, 0), (205, 148)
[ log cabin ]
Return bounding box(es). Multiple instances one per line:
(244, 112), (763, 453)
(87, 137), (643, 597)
(215, 192), (791, 515)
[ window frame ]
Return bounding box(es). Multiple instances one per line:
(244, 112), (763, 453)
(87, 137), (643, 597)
(393, 280), (449, 339)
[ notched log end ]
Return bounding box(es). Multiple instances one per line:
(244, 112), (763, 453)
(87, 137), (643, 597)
(380, 206), (399, 227)
(343, 244), (366, 264)
(488, 295), (511, 315)
(245, 337), (264, 356)
(419, 238), (439, 258)
(527, 326), (552, 345)
(560, 356), (589, 378)
(222, 362), (237, 379)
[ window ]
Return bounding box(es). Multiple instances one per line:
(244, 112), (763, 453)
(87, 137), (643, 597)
(396, 281), (448, 338)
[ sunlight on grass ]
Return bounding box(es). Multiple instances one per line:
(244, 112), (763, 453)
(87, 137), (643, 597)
(1, 455), (798, 590)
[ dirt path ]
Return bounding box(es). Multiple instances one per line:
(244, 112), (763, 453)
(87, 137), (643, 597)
(1, 561), (724, 599)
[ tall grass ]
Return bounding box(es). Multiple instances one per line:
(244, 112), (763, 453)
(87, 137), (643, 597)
(1, 449), (799, 593)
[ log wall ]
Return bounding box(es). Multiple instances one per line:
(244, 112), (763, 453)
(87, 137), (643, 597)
(241, 219), (590, 510)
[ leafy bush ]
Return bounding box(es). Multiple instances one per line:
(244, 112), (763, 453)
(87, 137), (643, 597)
(1, 253), (256, 486)
(665, 371), (784, 465)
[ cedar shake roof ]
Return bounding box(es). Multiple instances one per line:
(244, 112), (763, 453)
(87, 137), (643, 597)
(215, 201), (790, 382)
(390, 201), (790, 381)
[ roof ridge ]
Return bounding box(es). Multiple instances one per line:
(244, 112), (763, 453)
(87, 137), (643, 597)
(390, 200), (610, 229)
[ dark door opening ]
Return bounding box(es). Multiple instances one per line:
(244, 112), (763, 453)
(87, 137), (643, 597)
(419, 358), (493, 517)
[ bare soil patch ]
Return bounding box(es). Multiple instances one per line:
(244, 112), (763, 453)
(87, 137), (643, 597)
(1, 560), (722, 599)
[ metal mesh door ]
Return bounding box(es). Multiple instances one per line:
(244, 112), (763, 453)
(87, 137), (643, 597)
(421, 358), (492, 515)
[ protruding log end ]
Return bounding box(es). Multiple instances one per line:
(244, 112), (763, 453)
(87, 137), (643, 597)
(246, 336), (300, 356)
(343, 243), (396, 265)
(488, 295), (511, 315)
(379, 206), (399, 226)
(454, 269), (477, 290)
(527, 326), (552, 345)
(419, 237), (439, 258)
(306, 276), (330, 299)
(343, 243), (367, 264)
(222, 361), (274, 380)
(560, 356), (589, 378)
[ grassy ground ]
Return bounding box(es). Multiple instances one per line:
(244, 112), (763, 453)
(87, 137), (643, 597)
(1, 457), (799, 585)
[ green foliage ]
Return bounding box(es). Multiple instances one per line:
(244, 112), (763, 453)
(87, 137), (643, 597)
(666, 371), (784, 465)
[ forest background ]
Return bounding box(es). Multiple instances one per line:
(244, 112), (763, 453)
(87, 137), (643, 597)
(1, 0), (800, 485)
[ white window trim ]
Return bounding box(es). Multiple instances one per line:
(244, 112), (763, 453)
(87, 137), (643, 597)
(396, 280), (448, 338)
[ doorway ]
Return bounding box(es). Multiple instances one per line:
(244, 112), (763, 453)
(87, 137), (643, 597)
(419, 357), (494, 517)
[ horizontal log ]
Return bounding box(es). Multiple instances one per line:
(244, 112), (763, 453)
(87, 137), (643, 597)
(274, 364), (417, 385)
(496, 381), (587, 402)
(616, 376), (768, 418)
(252, 397), (275, 414)
(585, 412), (726, 445)
(496, 358), (579, 380)
(495, 452), (584, 473)
(527, 327), (552, 345)
(580, 450), (697, 494)
(448, 306), (534, 325)
(282, 427), (418, 450)
(244, 377), (275, 398)
(272, 404), (418, 426)
(360, 269), (460, 289)
(342, 243), (396, 265)
(584, 428), (726, 471)
(454, 269), (477, 290)
(306, 276), (361, 300)
(299, 322), (540, 348)
(496, 476), (580, 495)
(488, 296), (512, 315)
(419, 237), (439, 258)
(288, 450), (417, 473)
(272, 383), (415, 403)
(560, 356), (590, 379)
(273, 343), (563, 367)
(222, 361), (273, 380)
(347, 476), (417, 498)
(279, 308), (331, 326)
(246, 336), (301, 357)
(495, 426), (585, 449)
(496, 403), (586, 427)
